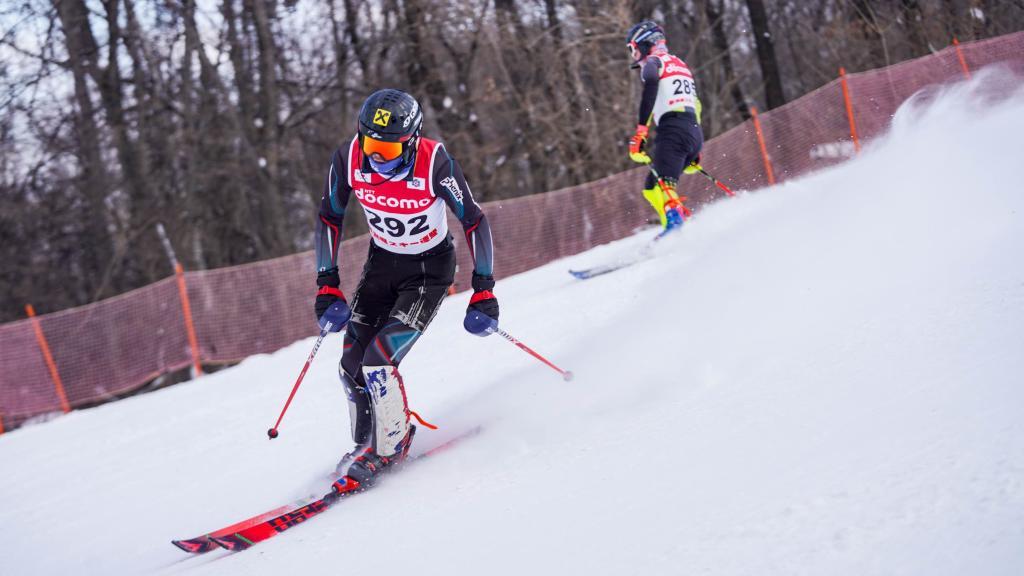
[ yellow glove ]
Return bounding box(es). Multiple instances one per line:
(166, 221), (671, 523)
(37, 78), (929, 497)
(628, 124), (651, 164)
(683, 154), (702, 175)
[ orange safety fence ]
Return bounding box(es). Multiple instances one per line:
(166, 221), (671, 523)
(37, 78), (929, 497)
(1, 32), (1022, 431)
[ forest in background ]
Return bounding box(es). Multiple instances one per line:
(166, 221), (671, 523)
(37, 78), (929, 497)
(2, 0), (1022, 322)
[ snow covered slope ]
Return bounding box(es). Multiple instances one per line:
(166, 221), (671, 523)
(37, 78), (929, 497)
(2, 71), (1023, 576)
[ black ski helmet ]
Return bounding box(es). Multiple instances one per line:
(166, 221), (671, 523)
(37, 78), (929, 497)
(626, 20), (666, 65)
(357, 88), (423, 176)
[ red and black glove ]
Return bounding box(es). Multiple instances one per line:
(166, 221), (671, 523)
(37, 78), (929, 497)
(628, 124), (651, 164)
(315, 268), (348, 332)
(467, 273), (499, 322)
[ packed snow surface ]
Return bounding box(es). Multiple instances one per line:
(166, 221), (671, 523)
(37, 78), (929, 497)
(2, 73), (1023, 576)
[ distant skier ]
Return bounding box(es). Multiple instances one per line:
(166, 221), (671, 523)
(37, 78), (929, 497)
(625, 21), (705, 232)
(314, 88), (498, 488)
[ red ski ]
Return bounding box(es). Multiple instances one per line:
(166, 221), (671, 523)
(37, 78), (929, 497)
(173, 427), (480, 553)
(210, 477), (360, 551)
(171, 496), (318, 553)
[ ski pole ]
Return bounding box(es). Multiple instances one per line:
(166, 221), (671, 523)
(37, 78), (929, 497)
(464, 311), (574, 381)
(267, 302), (350, 439)
(267, 323), (332, 439)
(493, 325), (575, 381)
(691, 164), (736, 197)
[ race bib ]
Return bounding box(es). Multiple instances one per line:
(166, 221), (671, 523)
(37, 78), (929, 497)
(353, 187), (448, 253)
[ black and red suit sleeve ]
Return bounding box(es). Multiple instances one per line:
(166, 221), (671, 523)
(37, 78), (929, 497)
(637, 57), (662, 126)
(315, 147), (352, 274)
(432, 145), (494, 279)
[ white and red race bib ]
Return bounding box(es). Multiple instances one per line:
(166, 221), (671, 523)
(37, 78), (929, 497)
(653, 54), (699, 124)
(347, 137), (449, 254)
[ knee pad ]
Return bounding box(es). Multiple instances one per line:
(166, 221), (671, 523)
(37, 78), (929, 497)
(363, 323), (422, 367)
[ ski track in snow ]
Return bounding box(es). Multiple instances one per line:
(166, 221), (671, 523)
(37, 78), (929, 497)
(2, 71), (1024, 576)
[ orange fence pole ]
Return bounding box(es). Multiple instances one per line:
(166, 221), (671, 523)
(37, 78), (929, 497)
(0, 412), (5, 435)
(175, 263), (203, 377)
(749, 106), (776, 185)
(952, 38), (971, 80)
(25, 304), (71, 414)
(839, 67), (861, 154)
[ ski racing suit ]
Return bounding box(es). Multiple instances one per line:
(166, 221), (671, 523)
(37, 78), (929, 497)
(636, 49), (705, 226)
(315, 135), (494, 458)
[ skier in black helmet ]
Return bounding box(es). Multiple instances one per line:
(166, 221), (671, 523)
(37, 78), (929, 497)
(313, 88), (498, 490)
(625, 20), (705, 233)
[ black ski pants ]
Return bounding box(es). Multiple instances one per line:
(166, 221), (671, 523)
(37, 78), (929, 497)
(339, 237), (455, 444)
(644, 111), (704, 189)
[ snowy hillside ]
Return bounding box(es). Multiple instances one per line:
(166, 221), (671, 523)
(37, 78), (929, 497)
(2, 72), (1023, 576)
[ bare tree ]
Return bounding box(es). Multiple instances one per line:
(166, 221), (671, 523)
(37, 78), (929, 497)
(2, 0), (1022, 322)
(703, 0), (752, 129)
(745, 0), (787, 109)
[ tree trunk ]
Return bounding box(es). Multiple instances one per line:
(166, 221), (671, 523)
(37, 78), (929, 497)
(343, 0), (368, 78)
(705, 0), (752, 121)
(54, 0), (114, 298)
(401, 0), (465, 139)
(249, 0), (287, 255)
(222, 0), (275, 257)
(851, 0), (889, 67)
(744, 0), (786, 110)
(898, 0), (930, 59)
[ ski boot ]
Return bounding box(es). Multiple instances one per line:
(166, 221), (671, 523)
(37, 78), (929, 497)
(655, 199), (685, 239)
(664, 204), (684, 231)
(333, 425), (416, 493)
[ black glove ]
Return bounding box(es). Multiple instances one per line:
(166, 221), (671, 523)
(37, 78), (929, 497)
(467, 273), (499, 321)
(314, 268), (346, 323)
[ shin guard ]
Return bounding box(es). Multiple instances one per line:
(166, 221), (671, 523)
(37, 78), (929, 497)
(362, 365), (411, 457)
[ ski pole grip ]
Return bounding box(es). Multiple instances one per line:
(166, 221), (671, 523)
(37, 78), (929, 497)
(464, 309), (498, 337)
(318, 300), (351, 332)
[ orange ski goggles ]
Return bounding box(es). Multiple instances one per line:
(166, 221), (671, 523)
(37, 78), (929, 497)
(361, 135), (406, 162)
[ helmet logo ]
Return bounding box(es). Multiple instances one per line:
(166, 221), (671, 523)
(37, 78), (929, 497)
(373, 108), (391, 127)
(404, 101), (420, 128)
